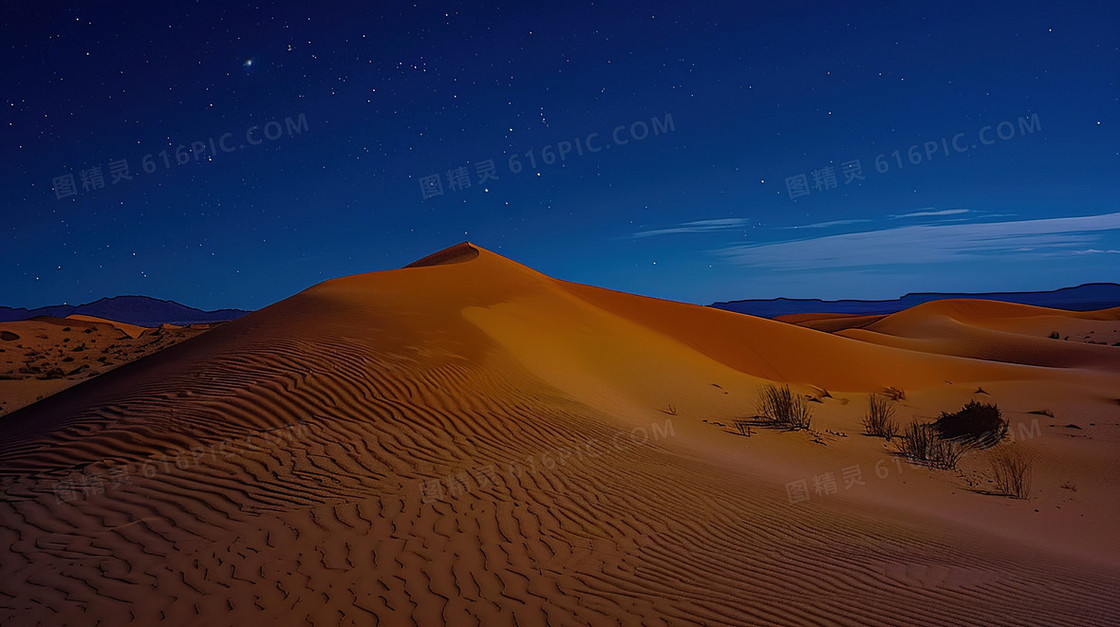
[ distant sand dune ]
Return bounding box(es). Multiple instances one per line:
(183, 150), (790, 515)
(1, 243), (1118, 625)
(809, 300), (1120, 370)
(0, 316), (213, 418)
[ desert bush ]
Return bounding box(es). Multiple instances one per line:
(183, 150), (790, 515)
(42, 367), (66, 379)
(756, 384), (813, 430)
(932, 400), (1007, 448)
(895, 422), (970, 470)
(863, 394), (899, 439)
(1048, 331), (1060, 339)
(882, 386), (906, 401)
(988, 446), (1032, 498)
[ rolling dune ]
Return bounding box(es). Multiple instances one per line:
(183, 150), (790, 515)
(811, 300), (1120, 370)
(774, 312), (888, 334)
(0, 316), (214, 418)
(1, 243), (1118, 625)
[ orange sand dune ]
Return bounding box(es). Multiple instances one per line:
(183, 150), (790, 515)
(64, 314), (149, 339)
(1, 243), (1118, 625)
(0, 315), (213, 418)
(775, 312), (888, 333)
(819, 299), (1120, 370)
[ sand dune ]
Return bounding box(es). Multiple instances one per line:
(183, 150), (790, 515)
(1, 243), (1118, 625)
(783, 299), (1120, 371)
(64, 314), (150, 339)
(0, 316), (214, 418)
(774, 312), (889, 333)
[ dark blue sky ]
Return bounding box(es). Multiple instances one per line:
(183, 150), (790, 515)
(4, 1), (1118, 310)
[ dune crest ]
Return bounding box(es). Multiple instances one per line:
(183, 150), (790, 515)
(405, 241), (481, 268)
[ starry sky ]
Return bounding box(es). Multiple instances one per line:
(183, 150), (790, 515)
(4, 1), (1118, 311)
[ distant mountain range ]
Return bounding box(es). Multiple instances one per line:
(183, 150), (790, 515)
(0, 296), (251, 327)
(7, 283), (1118, 327)
(710, 283), (1120, 318)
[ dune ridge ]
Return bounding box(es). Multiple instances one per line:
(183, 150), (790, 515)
(405, 242), (482, 268)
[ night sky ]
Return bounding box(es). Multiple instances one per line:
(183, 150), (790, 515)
(4, 1), (1118, 311)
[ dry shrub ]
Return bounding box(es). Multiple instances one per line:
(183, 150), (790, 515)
(882, 386), (906, 402)
(863, 394), (899, 439)
(989, 446), (1032, 499)
(895, 422), (970, 470)
(932, 400), (1007, 449)
(756, 384), (813, 430)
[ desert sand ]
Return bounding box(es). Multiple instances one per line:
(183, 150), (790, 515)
(0, 316), (214, 418)
(1, 243), (1118, 625)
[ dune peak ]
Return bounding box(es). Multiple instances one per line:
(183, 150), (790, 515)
(405, 242), (481, 268)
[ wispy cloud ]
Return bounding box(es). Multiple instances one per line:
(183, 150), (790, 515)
(890, 208), (971, 219)
(716, 212), (1120, 271)
(632, 218), (750, 238)
(633, 216), (878, 238)
(1071, 249), (1120, 255)
(779, 219), (872, 230)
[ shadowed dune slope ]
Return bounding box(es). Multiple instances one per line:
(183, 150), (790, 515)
(1, 243), (1118, 625)
(774, 312), (889, 333)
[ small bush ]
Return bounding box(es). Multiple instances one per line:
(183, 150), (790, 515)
(895, 422), (970, 470)
(810, 385), (832, 399)
(863, 394), (899, 439)
(932, 400), (1007, 449)
(756, 384), (813, 430)
(42, 367), (66, 379)
(882, 386), (906, 402)
(733, 420), (753, 437)
(988, 446), (1032, 498)
(1048, 331), (1060, 339)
